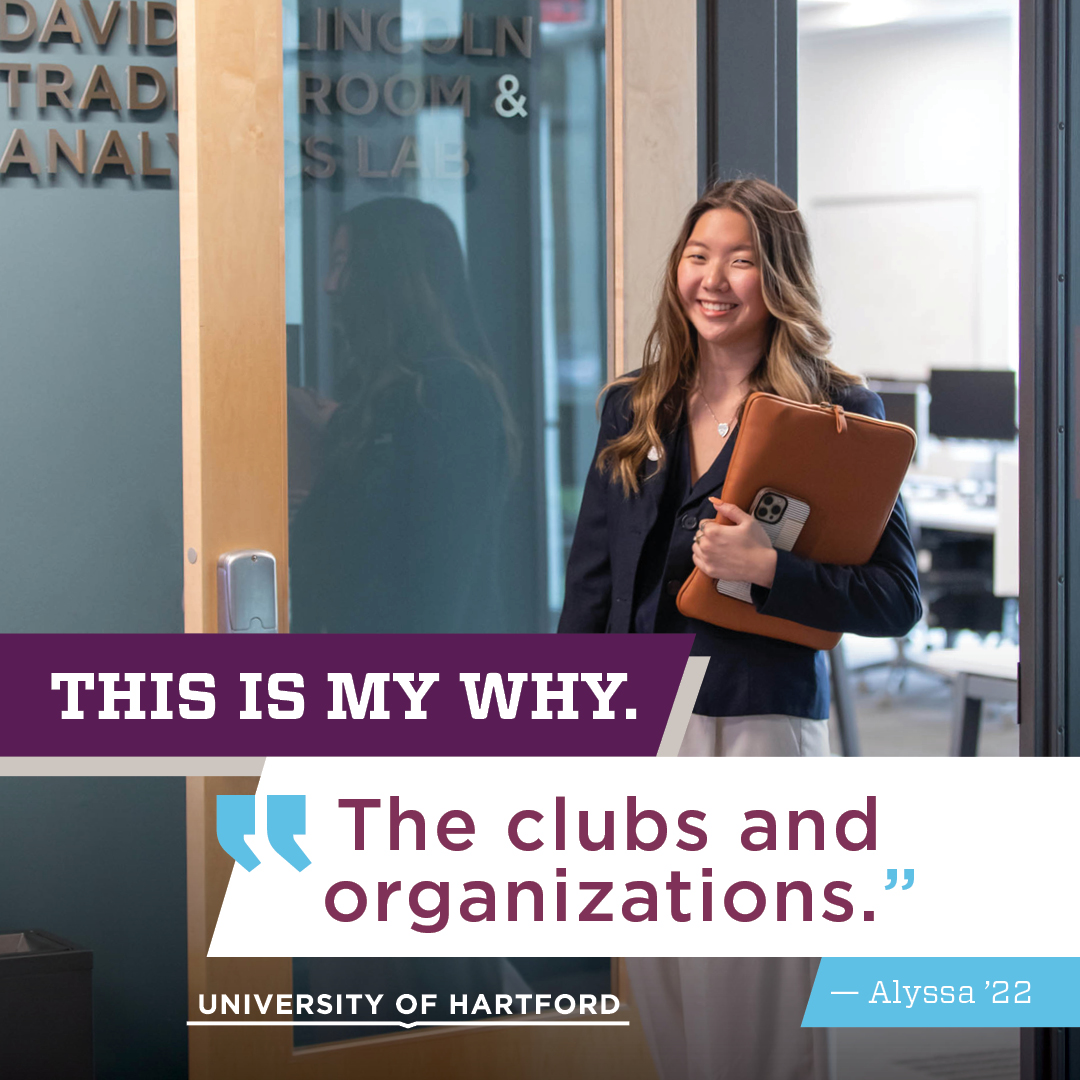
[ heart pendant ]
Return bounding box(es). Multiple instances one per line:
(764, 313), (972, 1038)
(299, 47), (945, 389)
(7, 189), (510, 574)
(717, 423), (729, 437)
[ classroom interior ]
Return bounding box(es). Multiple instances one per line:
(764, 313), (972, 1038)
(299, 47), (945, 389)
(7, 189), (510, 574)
(797, 0), (1020, 760)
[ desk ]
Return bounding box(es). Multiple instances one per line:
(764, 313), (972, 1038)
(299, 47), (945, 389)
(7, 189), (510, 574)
(904, 458), (1017, 604)
(916, 646), (1018, 755)
(904, 491), (1002, 635)
(903, 496), (997, 535)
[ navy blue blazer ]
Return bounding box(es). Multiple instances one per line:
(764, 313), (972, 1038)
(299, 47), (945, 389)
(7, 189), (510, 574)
(557, 381), (922, 719)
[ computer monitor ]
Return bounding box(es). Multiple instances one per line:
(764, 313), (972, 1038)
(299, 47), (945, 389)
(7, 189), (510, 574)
(877, 390), (918, 431)
(928, 369), (1016, 440)
(865, 379), (927, 437)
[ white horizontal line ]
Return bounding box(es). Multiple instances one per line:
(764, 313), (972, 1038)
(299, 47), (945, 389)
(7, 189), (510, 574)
(830, 991), (860, 995)
(188, 1020), (630, 1028)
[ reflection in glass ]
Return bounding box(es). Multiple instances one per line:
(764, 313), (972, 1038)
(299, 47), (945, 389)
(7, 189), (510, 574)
(289, 197), (517, 632)
(283, 0), (609, 1048)
(285, 0), (606, 633)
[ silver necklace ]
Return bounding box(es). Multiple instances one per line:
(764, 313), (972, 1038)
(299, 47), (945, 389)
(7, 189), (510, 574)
(697, 385), (740, 438)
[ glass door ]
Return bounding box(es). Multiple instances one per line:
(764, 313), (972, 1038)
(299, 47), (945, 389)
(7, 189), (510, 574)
(281, 0), (618, 1059)
(283, 0), (608, 635)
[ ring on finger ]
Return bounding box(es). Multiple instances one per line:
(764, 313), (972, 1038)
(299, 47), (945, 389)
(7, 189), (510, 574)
(694, 529), (704, 544)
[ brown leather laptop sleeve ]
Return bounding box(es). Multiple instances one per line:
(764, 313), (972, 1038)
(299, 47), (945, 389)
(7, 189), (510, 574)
(676, 391), (917, 650)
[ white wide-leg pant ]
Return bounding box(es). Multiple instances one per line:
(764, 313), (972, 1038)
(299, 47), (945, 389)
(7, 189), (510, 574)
(626, 713), (833, 1080)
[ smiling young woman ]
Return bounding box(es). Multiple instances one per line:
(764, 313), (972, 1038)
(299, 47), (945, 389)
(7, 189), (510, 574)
(557, 177), (922, 1080)
(559, 175), (920, 736)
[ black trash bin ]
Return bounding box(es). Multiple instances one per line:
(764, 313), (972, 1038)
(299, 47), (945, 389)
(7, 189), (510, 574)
(0, 929), (93, 1079)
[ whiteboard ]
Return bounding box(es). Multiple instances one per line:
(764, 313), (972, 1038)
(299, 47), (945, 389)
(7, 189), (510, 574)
(807, 195), (979, 380)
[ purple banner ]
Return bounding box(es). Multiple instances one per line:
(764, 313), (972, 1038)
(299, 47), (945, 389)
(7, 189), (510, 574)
(4, 634), (695, 756)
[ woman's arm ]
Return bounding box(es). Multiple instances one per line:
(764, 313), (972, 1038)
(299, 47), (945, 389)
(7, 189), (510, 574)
(557, 388), (628, 633)
(748, 496), (922, 637)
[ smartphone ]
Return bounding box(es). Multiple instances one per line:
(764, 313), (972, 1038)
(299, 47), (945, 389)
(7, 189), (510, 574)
(713, 488), (811, 604)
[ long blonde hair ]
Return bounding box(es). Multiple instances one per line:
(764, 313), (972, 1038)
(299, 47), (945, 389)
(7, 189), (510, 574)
(598, 177), (861, 495)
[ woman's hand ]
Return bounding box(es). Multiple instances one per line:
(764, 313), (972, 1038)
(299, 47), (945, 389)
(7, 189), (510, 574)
(692, 500), (778, 588)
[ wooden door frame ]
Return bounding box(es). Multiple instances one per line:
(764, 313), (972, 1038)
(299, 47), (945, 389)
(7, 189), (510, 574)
(179, 0), (699, 1074)
(177, 0), (289, 635)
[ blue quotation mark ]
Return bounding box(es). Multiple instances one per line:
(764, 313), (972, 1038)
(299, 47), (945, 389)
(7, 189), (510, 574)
(217, 794), (311, 872)
(885, 868), (914, 890)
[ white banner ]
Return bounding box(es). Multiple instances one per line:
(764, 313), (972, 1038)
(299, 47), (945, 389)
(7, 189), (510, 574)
(209, 757), (1080, 958)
